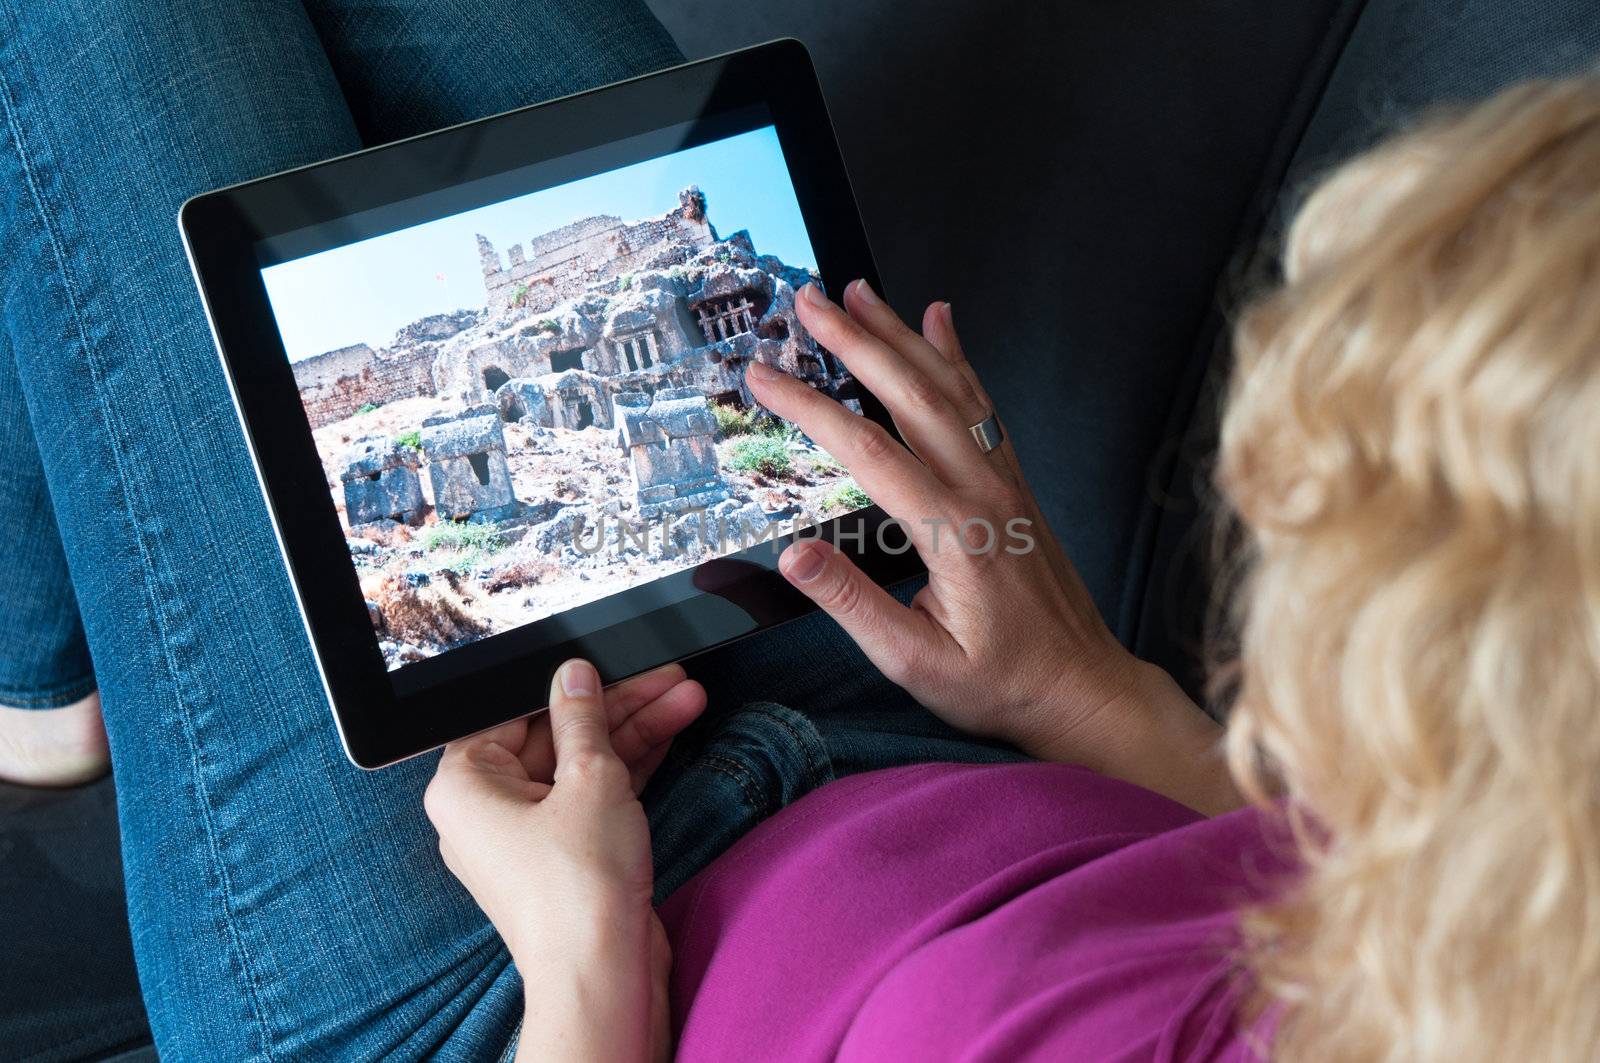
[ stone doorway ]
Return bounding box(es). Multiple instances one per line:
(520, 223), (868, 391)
(482, 366), (511, 393)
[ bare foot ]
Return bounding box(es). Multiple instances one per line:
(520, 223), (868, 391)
(0, 691), (110, 787)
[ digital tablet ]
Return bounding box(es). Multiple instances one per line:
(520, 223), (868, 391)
(181, 39), (923, 768)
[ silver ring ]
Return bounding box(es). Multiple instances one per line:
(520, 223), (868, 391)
(968, 411), (1004, 454)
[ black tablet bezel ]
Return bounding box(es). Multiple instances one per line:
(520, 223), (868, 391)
(181, 39), (923, 768)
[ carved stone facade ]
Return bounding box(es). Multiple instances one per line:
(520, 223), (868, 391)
(472, 239), (835, 444)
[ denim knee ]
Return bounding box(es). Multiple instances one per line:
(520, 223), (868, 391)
(646, 702), (835, 902)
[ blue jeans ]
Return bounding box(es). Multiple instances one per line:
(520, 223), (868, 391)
(0, 2), (1018, 1057)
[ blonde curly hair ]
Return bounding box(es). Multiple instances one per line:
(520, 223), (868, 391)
(1218, 77), (1600, 1060)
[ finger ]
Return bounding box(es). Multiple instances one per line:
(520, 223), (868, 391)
(516, 710), (556, 784)
(921, 300), (993, 407)
(603, 663), (688, 726)
(433, 740), (529, 809)
(519, 664), (691, 782)
(779, 538), (954, 687)
(432, 716), (533, 798)
(920, 299), (1031, 488)
(745, 360), (949, 544)
(843, 282), (990, 426)
(425, 737), (547, 836)
(608, 678), (706, 788)
(455, 715), (531, 759)
(922, 300), (1073, 579)
(795, 283), (997, 485)
(548, 659), (627, 787)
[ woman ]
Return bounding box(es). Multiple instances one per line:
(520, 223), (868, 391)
(426, 78), (1600, 1060)
(2, 0), (1594, 1055)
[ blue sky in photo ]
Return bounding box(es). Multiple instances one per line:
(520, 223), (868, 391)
(261, 126), (817, 363)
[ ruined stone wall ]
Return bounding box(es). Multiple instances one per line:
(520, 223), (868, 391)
(291, 343), (380, 389)
(526, 214), (626, 266)
(478, 198), (717, 314)
(293, 344), (439, 428)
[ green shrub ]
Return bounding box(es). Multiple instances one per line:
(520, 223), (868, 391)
(728, 434), (792, 478)
(419, 520), (504, 572)
(712, 402), (756, 438)
(356, 402), (379, 415)
(538, 317), (560, 333)
(823, 480), (871, 513)
(618, 273), (634, 291)
(395, 429), (422, 451)
(511, 283), (530, 308)
(757, 419), (796, 440)
(714, 401), (795, 442)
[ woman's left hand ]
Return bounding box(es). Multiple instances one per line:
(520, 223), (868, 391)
(746, 281), (1141, 763)
(747, 282), (1239, 815)
(424, 660), (704, 1063)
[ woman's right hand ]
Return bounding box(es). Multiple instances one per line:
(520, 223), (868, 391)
(747, 282), (1239, 814)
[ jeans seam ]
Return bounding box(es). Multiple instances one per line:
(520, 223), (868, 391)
(0, 672), (96, 709)
(496, 1020), (522, 1063)
(0, 66), (279, 1063)
(737, 702), (831, 788)
(697, 751), (770, 817)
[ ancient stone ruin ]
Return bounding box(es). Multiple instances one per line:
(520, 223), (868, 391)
(418, 407), (518, 522)
(304, 185), (864, 667)
(477, 187), (718, 316)
(291, 186), (847, 430)
(614, 389), (729, 516)
(340, 437), (424, 525)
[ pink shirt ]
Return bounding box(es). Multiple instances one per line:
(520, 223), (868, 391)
(660, 762), (1292, 1061)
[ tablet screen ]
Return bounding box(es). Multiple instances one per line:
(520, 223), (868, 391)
(259, 123), (870, 673)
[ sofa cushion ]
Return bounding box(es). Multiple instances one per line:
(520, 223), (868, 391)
(1131, 0), (1600, 704)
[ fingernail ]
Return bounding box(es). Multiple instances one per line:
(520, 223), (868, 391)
(941, 301), (954, 327)
(802, 283), (828, 308)
(785, 541), (828, 583)
(852, 279), (881, 306)
(560, 659), (598, 696)
(746, 359), (779, 381)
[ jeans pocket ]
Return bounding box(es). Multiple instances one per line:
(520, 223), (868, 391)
(646, 701), (834, 903)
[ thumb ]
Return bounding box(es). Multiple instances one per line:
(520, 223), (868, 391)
(548, 659), (626, 787)
(778, 539), (940, 683)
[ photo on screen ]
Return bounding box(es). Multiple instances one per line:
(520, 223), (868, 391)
(261, 126), (870, 671)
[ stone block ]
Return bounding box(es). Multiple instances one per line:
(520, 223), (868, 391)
(340, 436), (424, 525)
(419, 410), (518, 521)
(613, 389), (727, 516)
(497, 378), (553, 426)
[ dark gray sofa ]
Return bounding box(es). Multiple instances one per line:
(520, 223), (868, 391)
(3, 1), (1595, 1058)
